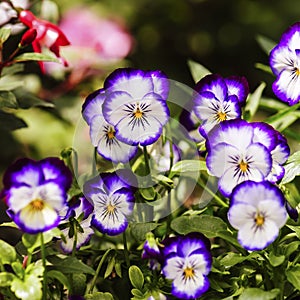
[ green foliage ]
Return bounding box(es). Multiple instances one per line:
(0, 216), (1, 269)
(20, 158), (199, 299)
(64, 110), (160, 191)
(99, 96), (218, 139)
(239, 288), (280, 300)
(85, 292), (114, 300)
(129, 265), (144, 290)
(0, 240), (16, 265)
(187, 59), (211, 83)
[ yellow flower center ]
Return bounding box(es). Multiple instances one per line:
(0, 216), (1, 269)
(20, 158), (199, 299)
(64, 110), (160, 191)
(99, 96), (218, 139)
(217, 111), (227, 122)
(183, 267), (194, 279)
(134, 107), (143, 119)
(239, 160), (248, 172)
(106, 127), (115, 139)
(30, 199), (45, 211)
(255, 213), (265, 226)
(107, 203), (116, 213)
(296, 68), (300, 76)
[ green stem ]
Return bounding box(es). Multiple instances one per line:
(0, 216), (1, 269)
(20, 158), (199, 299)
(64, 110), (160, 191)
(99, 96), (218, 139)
(123, 231), (130, 268)
(143, 146), (151, 175)
(88, 249), (112, 294)
(40, 233), (47, 300)
(197, 178), (228, 208)
(71, 223), (78, 257)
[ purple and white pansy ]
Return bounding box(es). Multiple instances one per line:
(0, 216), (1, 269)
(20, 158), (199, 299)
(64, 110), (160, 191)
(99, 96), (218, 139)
(3, 157), (72, 234)
(193, 74), (248, 136)
(206, 119), (289, 197)
(270, 22), (300, 105)
(102, 68), (170, 146)
(162, 233), (212, 300)
(60, 196), (94, 253)
(228, 181), (288, 251)
(83, 171), (136, 236)
(82, 88), (138, 163)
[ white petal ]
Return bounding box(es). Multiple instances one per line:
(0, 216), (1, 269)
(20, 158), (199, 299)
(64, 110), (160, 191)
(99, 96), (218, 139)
(163, 256), (184, 279)
(258, 200), (287, 228)
(8, 186), (34, 212)
(228, 203), (256, 229)
(89, 115), (107, 146)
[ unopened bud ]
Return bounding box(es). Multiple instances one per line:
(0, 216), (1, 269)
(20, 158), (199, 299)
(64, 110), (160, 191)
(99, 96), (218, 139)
(19, 28), (37, 47)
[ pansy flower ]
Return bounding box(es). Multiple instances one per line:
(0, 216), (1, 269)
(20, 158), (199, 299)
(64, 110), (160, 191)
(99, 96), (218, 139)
(83, 171), (136, 236)
(60, 197), (94, 253)
(206, 119), (273, 197)
(270, 22), (300, 105)
(82, 88), (138, 163)
(162, 233), (212, 300)
(102, 68), (170, 146)
(228, 181), (288, 251)
(193, 74), (248, 136)
(19, 10), (70, 73)
(2, 157), (72, 233)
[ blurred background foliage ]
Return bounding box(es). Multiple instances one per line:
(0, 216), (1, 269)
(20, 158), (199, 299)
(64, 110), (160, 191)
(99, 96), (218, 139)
(2, 0), (300, 175)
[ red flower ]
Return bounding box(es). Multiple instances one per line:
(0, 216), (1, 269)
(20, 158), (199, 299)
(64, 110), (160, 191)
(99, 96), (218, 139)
(19, 10), (70, 73)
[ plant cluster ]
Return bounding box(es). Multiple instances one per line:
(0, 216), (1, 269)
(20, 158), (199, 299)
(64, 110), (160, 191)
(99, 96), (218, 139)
(0, 2), (300, 300)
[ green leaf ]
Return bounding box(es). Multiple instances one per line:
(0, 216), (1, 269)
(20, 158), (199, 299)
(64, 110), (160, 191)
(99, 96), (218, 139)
(264, 102), (300, 128)
(14, 52), (60, 63)
(0, 240), (16, 264)
(256, 34), (276, 54)
(286, 225), (300, 240)
(47, 270), (71, 290)
(71, 273), (86, 296)
(0, 272), (14, 287)
(2, 64), (24, 76)
(0, 91), (18, 108)
(12, 262), (25, 278)
(11, 273), (43, 300)
(244, 82), (266, 121)
(171, 214), (227, 237)
(239, 288), (279, 300)
(15, 89), (54, 109)
(169, 159), (207, 178)
(0, 27), (11, 44)
(268, 252), (285, 267)
(140, 187), (156, 201)
(255, 63), (273, 75)
(85, 292), (114, 300)
(129, 265), (144, 290)
(281, 151), (300, 184)
(187, 59), (211, 83)
(104, 256), (115, 279)
(286, 265), (300, 290)
(0, 75), (23, 91)
(220, 253), (248, 268)
(0, 111), (27, 130)
(130, 222), (159, 242)
(131, 288), (145, 298)
(48, 256), (96, 275)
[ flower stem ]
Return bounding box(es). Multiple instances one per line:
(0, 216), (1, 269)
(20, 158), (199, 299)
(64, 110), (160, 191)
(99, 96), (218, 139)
(123, 231), (130, 268)
(143, 146), (151, 175)
(40, 233), (47, 300)
(88, 248), (112, 294)
(197, 178), (228, 208)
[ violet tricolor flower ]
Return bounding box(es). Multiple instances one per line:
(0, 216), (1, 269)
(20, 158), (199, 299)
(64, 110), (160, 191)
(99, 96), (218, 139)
(60, 197), (94, 253)
(206, 119), (273, 197)
(2, 157), (72, 233)
(270, 22), (300, 105)
(83, 171), (136, 236)
(193, 74), (248, 136)
(82, 88), (138, 163)
(102, 68), (170, 146)
(228, 181), (288, 251)
(162, 233), (212, 300)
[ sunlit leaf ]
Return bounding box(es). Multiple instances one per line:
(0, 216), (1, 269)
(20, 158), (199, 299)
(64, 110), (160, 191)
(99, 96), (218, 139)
(14, 52), (60, 63)
(0, 27), (11, 44)
(0, 240), (16, 264)
(169, 159), (207, 178)
(256, 34), (276, 54)
(244, 82), (266, 120)
(187, 59), (211, 83)
(239, 288), (279, 300)
(286, 265), (300, 291)
(85, 292), (114, 300)
(281, 151), (300, 184)
(129, 265), (144, 291)
(0, 91), (18, 108)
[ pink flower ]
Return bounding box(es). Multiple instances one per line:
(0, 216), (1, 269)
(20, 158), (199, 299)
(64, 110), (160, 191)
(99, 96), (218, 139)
(19, 10), (70, 73)
(59, 7), (133, 63)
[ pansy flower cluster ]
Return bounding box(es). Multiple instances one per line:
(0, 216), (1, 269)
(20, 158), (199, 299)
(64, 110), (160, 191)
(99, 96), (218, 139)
(82, 68), (170, 163)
